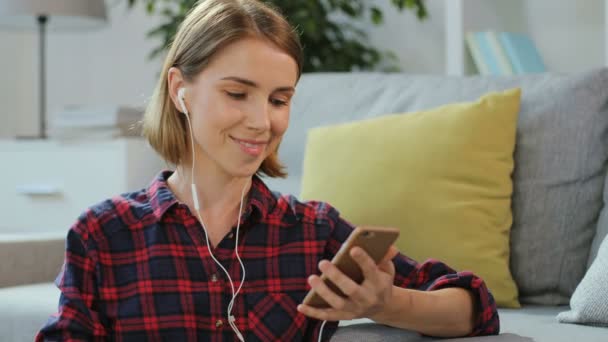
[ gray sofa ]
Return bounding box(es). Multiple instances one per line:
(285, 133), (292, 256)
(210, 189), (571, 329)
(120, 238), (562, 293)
(2, 69), (608, 341)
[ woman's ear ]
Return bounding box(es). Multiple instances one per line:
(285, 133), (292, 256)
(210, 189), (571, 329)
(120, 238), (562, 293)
(167, 67), (186, 113)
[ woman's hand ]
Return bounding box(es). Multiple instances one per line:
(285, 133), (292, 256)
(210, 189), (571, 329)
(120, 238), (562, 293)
(297, 246), (399, 321)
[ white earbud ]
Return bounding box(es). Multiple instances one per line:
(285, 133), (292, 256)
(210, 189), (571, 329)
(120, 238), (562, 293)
(177, 87), (188, 115)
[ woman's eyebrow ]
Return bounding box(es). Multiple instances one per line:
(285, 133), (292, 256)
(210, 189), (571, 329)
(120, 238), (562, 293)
(220, 76), (295, 92)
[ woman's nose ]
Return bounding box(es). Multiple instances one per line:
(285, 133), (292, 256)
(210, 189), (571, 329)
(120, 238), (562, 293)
(246, 100), (271, 131)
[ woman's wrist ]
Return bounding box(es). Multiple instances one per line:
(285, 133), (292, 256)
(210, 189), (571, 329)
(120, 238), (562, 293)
(369, 286), (477, 337)
(368, 286), (413, 326)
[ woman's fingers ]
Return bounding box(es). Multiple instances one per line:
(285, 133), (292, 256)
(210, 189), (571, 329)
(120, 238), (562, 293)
(307, 274), (349, 311)
(297, 303), (351, 321)
(350, 247), (380, 285)
(318, 260), (360, 298)
(300, 249), (398, 321)
(381, 245), (399, 264)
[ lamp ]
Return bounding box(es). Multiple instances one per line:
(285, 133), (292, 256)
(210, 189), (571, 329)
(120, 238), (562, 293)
(0, 0), (107, 139)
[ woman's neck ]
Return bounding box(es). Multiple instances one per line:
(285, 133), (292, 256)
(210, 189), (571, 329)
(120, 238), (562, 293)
(168, 163), (252, 223)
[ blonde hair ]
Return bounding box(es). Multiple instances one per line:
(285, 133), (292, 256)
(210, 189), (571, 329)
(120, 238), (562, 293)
(142, 0), (303, 178)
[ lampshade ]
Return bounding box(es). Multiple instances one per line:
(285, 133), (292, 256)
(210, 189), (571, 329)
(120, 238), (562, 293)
(0, 0), (107, 30)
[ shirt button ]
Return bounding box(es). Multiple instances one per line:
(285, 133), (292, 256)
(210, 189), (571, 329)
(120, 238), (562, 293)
(215, 320), (223, 328)
(210, 274), (218, 282)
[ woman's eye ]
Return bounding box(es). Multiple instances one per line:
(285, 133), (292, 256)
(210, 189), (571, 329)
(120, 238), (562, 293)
(226, 91), (246, 99)
(270, 98), (288, 106)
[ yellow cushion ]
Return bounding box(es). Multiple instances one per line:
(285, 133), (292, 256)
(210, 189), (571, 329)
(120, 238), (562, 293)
(300, 89), (521, 308)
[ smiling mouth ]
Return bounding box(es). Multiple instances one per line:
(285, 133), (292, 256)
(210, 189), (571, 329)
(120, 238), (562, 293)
(230, 136), (269, 156)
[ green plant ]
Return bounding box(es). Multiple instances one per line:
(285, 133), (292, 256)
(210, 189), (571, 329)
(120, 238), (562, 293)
(127, 0), (428, 72)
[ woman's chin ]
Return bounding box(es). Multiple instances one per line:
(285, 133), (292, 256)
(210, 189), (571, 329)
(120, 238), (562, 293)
(228, 161), (264, 178)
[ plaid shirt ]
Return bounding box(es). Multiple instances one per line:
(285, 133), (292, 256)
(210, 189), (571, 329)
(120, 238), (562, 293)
(36, 170), (499, 341)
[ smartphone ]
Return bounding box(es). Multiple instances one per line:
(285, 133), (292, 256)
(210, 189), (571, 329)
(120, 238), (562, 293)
(301, 226), (400, 308)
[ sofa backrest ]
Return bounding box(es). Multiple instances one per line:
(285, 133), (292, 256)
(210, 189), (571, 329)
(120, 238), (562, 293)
(270, 69), (608, 305)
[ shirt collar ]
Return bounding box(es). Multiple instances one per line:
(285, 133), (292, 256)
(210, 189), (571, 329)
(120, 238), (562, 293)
(147, 170), (276, 222)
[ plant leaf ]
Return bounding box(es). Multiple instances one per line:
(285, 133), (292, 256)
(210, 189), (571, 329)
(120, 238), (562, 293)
(371, 7), (383, 25)
(127, 0), (428, 71)
(145, 0), (155, 14)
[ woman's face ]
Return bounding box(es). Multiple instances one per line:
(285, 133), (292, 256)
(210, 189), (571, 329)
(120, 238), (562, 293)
(169, 37), (298, 178)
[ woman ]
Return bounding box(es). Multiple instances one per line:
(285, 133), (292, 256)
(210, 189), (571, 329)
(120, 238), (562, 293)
(36, 0), (499, 341)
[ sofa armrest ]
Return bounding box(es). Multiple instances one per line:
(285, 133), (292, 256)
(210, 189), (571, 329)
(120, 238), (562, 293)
(0, 233), (65, 288)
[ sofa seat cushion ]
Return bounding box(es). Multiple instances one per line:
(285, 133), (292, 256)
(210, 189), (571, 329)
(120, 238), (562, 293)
(335, 306), (608, 341)
(332, 323), (531, 341)
(0, 282), (59, 342)
(500, 305), (608, 341)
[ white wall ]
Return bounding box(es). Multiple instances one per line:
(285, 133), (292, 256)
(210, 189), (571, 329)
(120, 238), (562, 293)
(0, 0), (164, 138)
(368, 0), (605, 74)
(523, 0), (604, 73)
(365, 0), (446, 74)
(0, 0), (605, 137)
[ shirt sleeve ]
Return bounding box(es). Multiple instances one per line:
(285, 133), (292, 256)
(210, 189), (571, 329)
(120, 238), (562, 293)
(324, 204), (500, 338)
(391, 253), (500, 336)
(35, 211), (108, 341)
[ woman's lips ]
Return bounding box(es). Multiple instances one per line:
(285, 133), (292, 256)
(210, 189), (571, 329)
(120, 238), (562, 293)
(231, 136), (268, 157)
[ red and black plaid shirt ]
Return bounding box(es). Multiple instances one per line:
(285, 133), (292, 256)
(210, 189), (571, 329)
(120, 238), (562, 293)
(36, 170), (499, 341)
